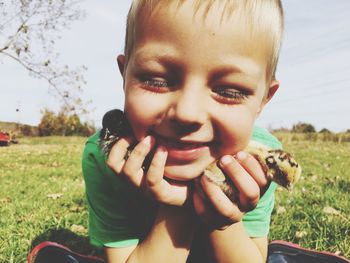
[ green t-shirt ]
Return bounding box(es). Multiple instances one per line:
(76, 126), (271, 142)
(82, 126), (282, 248)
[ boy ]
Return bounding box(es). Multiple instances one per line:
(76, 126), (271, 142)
(28, 0), (283, 262)
(27, 1), (350, 262)
(85, 1), (283, 262)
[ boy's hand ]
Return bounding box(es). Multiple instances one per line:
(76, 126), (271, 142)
(107, 136), (190, 206)
(193, 152), (269, 230)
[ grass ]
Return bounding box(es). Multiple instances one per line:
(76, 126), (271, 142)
(0, 136), (97, 263)
(270, 135), (350, 257)
(0, 135), (349, 262)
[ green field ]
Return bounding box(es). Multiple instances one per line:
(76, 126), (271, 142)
(271, 134), (350, 257)
(0, 135), (349, 262)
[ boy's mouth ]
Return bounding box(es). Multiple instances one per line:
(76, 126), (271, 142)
(166, 140), (208, 149)
(156, 135), (212, 162)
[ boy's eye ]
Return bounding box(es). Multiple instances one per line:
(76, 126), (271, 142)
(212, 87), (249, 103)
(139, 75), (174, 92)
(144, 79), (169, 88)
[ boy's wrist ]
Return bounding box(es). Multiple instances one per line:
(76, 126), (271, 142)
(204, 218), (243, 232)
(207, 222), (266, 263)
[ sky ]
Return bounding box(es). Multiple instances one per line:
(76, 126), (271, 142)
(0, 0), (349, 132)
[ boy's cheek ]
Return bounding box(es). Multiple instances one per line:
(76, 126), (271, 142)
(216, 117), (255, 155)
(124, 109), (149, 140)
(124, 101), (160, 140)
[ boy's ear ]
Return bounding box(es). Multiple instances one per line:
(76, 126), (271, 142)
(265, 80), (280, 104)
(117, 55), (126, 76)
(256, 80), (280, 116)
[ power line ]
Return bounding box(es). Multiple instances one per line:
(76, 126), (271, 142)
(262, 107), (350, 118)
(282, 22), (350, 55)
(290, 40), (350, 66)
(274, 78), (350, 104)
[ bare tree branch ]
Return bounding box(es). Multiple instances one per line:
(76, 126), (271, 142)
(0, 0), (87, 115)
(1, 50), (71, 106)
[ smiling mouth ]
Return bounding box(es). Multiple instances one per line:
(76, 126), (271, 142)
(156, 135), (211, 149)
(167, 140), (209, 149)
(156, 135), (213, 162)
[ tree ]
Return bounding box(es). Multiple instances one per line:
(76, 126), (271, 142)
(0, 0), (87, 114)
(38, 107), (95, 136)
(319, 128), (332, 134)
(291, 122), (316, 133)
(38, 108), (57, 136)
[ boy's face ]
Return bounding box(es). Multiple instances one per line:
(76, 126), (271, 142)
(119, 2), (278, 181)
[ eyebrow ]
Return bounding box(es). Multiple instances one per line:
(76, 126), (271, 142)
(133, 49), (263, 83)
(215, 55), (263, 76)
(209, 65), (259, 83)
(132, 50), (183, 71)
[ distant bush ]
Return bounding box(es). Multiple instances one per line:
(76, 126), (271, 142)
(271, 127), (291, 133)
(319, 132), (339, 142)
(0, 121), (38, 137)
(339, 133), (350, 142)
(291, 122), (316, 133)
(304, 132), (317, 141)
(20, 124), (38, 136)
(319, 128), (332, 134)
(273, 131), (350, 143)
(38, 108), (95, 136)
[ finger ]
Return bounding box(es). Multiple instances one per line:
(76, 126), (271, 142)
(145, 145), (189, 206)
(193, 189), (232, 230)
(123, 136), (155, 186)
(148, 179), (190, 206)
(192, 189), (206, 217)
(146, 145), (167, 190)
(154, 180), (190, 206)
(198, 176), (243, 222)
(107, 137), (134, 174)
(193, 177), (206, 201)
(236, 151), (268, 188)
(147, 145), (189, 205)
(219, 155), (260, 211)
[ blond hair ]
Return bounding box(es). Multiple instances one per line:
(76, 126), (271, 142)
(123, 0), (284, 82)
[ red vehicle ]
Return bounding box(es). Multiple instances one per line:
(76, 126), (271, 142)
(0, 132), (10, 146)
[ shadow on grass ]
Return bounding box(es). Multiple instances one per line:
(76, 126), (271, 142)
(29, 228), (103, 257)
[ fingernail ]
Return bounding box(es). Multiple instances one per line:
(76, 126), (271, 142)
(158, 145), (168, 156)
(143, 136), (152, 146)
(220, 155), (232, 165)
(236, 151), (247, 161)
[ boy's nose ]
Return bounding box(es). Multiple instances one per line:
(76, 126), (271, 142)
(170, 88), (207, 127)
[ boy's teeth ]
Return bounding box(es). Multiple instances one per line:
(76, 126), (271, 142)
(177, 144), (194, 149)
(173, 142), (202, 149)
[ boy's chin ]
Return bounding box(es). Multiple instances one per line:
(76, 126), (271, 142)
(163, 164), (206, 182)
